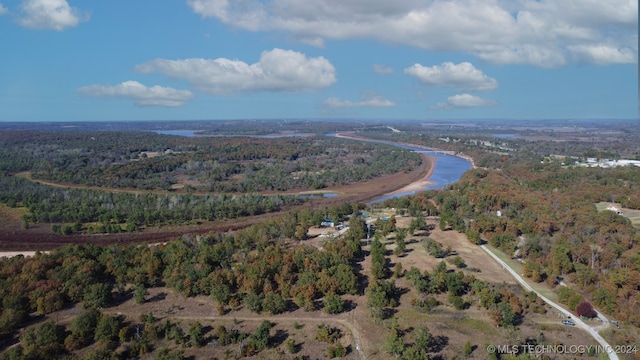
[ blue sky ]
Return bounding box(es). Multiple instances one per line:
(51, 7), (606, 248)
(0, 0), (637, 122)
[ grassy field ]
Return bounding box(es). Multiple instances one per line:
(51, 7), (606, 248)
(595, 202), (640, 227)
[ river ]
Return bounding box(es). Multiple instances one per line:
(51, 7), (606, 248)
(329, 134), (472, 203)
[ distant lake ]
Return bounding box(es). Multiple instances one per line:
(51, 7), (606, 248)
(155, 130), (200, 137)
(154, 130), (313, 138)
(493, 133), (520, 139)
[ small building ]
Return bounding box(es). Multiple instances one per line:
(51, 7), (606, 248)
(605, 205), (623, 215)
(320, 219), (335, 228)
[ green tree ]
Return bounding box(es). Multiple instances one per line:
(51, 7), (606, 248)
(20, 321), (66, 357)
(83, 283), (112, 309)
(156, 348), (185, 360)
(84, 344), (118, 360)
(366, 281), (388, 320)
(134, 283), (148, 304)
(188, 322), (205, 347)
(245, 320), (272, 354)
(95, 314), (120, 342)
(413, 325), (431, 351)
(323, 293), (344, 314)
(245, 292), (263, 313)
(370, 236), (387, 280)
(464, 341), (473, 357)
(70, 308), (100, 345)
(262, 292), (286, 315)
(383, 326), (405, 358)
(394, 228), (407, 256)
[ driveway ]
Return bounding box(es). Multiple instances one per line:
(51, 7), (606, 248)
(480, 245), (619, 360)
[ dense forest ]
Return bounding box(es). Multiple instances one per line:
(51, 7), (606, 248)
(0, 174), (303, 233)
(0, 132), (420, 192)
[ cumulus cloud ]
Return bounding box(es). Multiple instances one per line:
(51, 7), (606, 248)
(18, 0), (88, 30)
(186, 0), (638, 67)
(135, 48), (336, 95)
(431, 94), (496, 109)
(405, 62), (498, 91)
(373, 64), (394, 74)
(325, 94), (395, 109)
(0, 3), (8, 15)
(77, 81), (194, 107)
(568, 44), (637, 65)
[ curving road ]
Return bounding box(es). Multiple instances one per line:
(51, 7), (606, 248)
(480, 245), (619, 360)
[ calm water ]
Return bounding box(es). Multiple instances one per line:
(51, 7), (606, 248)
(325, 135), (472, 203)
(155, 130), (200, 137)
(493, 133), (520, 139)
(370, 146), (471, 203)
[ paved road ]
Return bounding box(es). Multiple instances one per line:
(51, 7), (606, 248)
(480, 245), (619, 360)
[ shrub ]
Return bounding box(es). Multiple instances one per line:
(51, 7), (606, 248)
(323, 293), (344, 314)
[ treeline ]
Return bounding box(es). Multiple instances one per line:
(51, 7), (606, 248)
(0, 174), (302, 231)
(359, 125), (640, 168)
(0, 131), (421, 192)
(0, 203), (361, 358)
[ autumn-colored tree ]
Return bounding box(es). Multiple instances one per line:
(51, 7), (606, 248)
(575, 301), (597, 318)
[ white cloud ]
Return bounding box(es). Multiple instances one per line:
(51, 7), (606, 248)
(0, 3), (8, 15)
(568, 44), (637, 65)
(325, 94), (395, 109)
(18, 0), (88, 30)
(373, 64), (394, 75)
(405, 62), (498, 91)
(186, 0), (638, 67)
(77, 81), (194, 107)
(135, 48), (336, 95)
(431, 94), (496, 109)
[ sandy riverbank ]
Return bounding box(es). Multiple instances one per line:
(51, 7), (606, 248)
(386, 155), (435, 195)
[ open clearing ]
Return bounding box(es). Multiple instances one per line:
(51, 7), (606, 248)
(596, 202), (640, 227)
